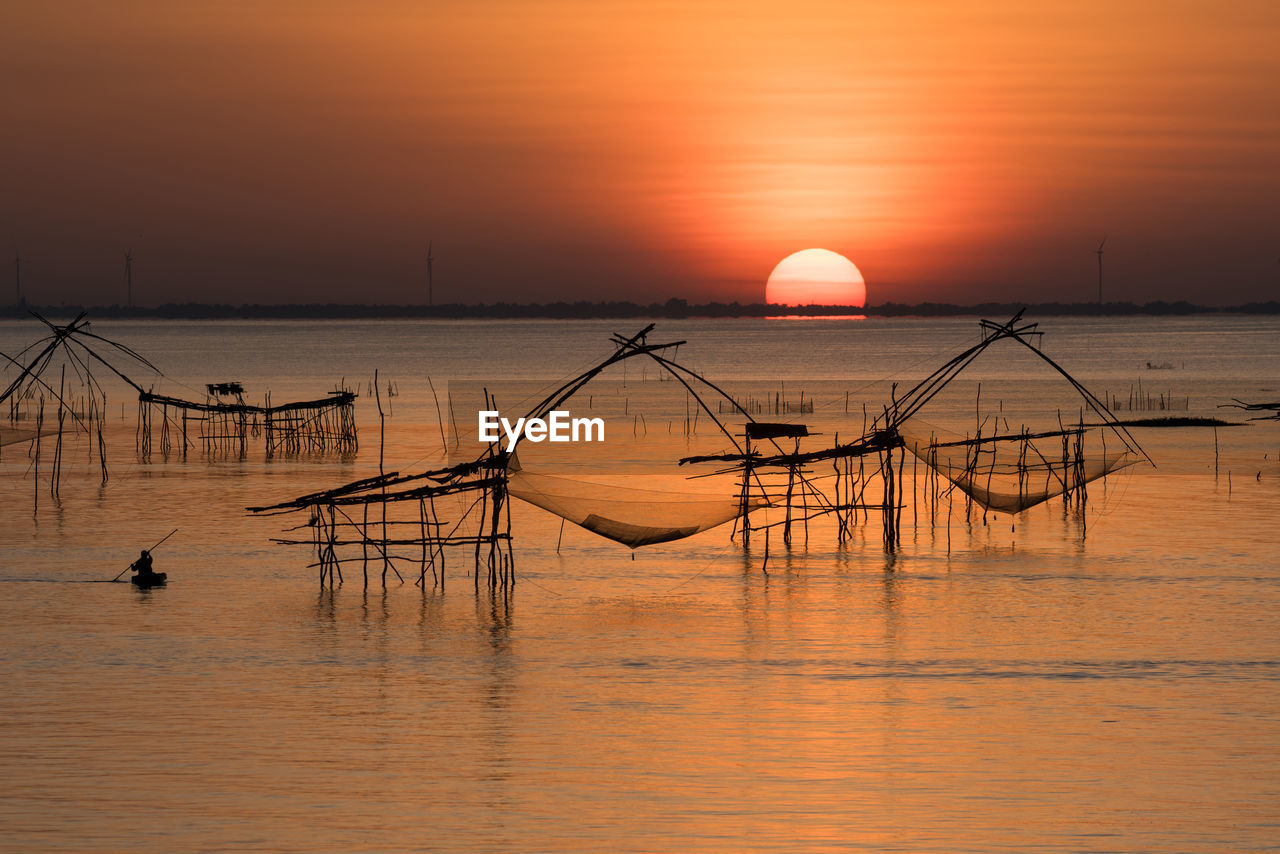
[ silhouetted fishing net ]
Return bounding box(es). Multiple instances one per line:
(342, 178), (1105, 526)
(251, 316), (1154, 589)
(508, 468), (766, 548)
(900, 425), (1135, 514)
(0, 426), (57, 448)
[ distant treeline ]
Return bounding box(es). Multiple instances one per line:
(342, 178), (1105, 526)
(5, 298), (1279, 320)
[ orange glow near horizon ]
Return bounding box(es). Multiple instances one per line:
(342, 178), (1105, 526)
(2, 1), (1278, 305)
(766, 249), (866, 306)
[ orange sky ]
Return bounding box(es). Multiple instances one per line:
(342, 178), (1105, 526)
(3, 0), (1278, 305)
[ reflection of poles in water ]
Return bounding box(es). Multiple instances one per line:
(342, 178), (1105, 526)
(895, 434), (905, 544)
(52, 366), (64, 499)
(430, 492), (442, 589)
(880, 402), (898, 553)
(374, 369), (392, 586)
(881, 440), (896, 553)
(912, 447), (918, 535)
(33, 396), (43, 514)
(738, 432), (753, 547)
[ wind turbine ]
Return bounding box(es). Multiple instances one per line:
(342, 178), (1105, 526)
(427, 241), (434, 306)
(1095, 236), (1107, 306)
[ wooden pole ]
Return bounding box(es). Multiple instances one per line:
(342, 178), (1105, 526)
(111, 528), (179, 581)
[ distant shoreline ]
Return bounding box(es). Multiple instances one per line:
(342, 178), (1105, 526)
(4, 298), (1278, 320)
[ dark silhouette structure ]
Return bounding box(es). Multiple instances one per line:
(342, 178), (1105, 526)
(252, 314), (1148, 592)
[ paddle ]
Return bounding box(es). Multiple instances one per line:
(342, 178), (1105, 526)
(110, 529), (179, 582)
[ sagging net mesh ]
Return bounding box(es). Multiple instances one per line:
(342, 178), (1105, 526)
(508, 468), (767, 548)
(245, 316), (1155, 591)
(900, 425), (1135, 514)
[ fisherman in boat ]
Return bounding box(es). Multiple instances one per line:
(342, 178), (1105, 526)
(131, 550), (158, 583)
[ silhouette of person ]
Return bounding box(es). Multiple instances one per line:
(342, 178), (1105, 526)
(132, 550), (155, 579)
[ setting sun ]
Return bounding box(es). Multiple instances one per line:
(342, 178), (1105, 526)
(765, 248), (867, 306)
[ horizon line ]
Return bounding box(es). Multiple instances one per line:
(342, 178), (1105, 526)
(4, 297), (1279, 320)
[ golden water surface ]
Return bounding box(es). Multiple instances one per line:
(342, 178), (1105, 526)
(1, 317), (1277, 851)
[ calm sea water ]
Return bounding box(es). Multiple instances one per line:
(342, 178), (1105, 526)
(1, 316), (1278, 852)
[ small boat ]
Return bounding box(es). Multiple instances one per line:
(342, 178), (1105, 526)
(131, 572), (167, 588)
